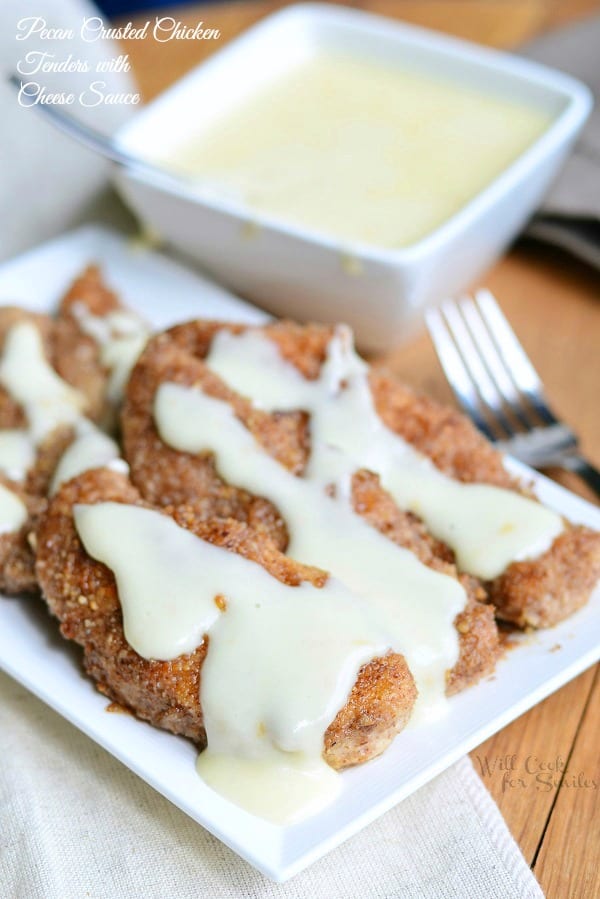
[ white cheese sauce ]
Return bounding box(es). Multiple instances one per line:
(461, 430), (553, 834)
(50, 425), (126, 495)
(0, 482), (28, 534)
(160, 54), (552, 249)
(71, 324), (563, 826)
(204, 328), (563, 580)
(0, 321), (124, 502)
(154, 384), (465, 714)
(0, 321), (86, 444)
(0, 430), (35, 482)
(73, 501), (392, 824)
(71, 302), (149, 405)
(196, 751), (340, 826)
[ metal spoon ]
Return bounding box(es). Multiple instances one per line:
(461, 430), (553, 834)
(8, 73), (193, 192)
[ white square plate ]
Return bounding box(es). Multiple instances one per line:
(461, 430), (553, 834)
(1, 226), (598, 882)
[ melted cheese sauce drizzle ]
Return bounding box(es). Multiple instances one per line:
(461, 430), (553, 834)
(0, 482), (27, 534)
(196, 751), (339, 824)
(205, 329), (563, 580)
(0, 430), (35, 482)
(0, 321), (123, 500)
(74, 501), (391, 823)
(154, 385), (465, 715)
(50, 425), (126, 495)
(0, 322), (86, 443)
(71, 302), (149, 405)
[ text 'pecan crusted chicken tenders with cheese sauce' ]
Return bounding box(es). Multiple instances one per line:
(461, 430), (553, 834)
(36, 468), (417, 823)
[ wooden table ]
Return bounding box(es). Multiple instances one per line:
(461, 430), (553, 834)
(122, 2), (600, 894)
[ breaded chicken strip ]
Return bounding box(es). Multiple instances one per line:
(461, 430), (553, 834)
(0, 477), (45, 594)
(54, 265), (149, 429)
(0, 308), (55, 429)
(53, 266), (124, 424)
(122, 329), (298, 550)
(122, 320), (600, 631)
(0, 309), (78, 593)
(0, 443), (76, 596)
(0, 296), (106, 433)
(261, 320), (600, 626)
(0, 282), (130, 594)
(35, 468), (417, 770)
(122, 324), (500, 690)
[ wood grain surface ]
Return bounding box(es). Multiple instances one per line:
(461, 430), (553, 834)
(121, 2), (600, 894)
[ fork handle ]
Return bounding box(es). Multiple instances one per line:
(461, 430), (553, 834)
(555, 454), (600, 499)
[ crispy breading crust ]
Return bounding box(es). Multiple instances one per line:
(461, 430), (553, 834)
(324, 654), (417, 769)
(369, 371), (521, 490)
(0, 427), (74, 594)
(0, 477), (45, 595)
(53, 265), (123, 425)
(35, 468), (417, 769)
(123, 319), (599, 631)
(122, 329), (303, 550)
(488, 526), (600, 628)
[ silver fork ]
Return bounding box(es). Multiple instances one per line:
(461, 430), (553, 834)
(426, 289), (600, 497)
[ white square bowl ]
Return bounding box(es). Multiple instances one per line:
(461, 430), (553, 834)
(113, 3), (592, 352)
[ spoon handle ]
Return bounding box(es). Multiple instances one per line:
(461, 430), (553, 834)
(8, 74), (186, 189)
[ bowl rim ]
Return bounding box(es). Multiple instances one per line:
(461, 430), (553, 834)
(115, 1), (593, 266)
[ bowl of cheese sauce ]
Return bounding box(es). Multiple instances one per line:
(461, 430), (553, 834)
(160, 53), (552, 250)
(114, 4), (591, 351)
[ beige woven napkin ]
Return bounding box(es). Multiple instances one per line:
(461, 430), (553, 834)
(0, 1), (545, 895)
(0, 671), (544, 898)
(521, 15), (600, 268)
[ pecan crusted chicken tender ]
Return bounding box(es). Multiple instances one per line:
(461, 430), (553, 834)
(0, 477), (46, 595)
(54, 265), (125, 426)
(0, 268), (145, 595)
(35, 468), (417, 770)
(0, 308), (85, 594)
(122, 321), (500, 691)
(123, 320), (600, 631)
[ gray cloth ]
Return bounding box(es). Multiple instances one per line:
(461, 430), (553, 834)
(521, 15), (600, 267)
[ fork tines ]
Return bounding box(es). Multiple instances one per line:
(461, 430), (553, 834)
(425, 291), (571, 448)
